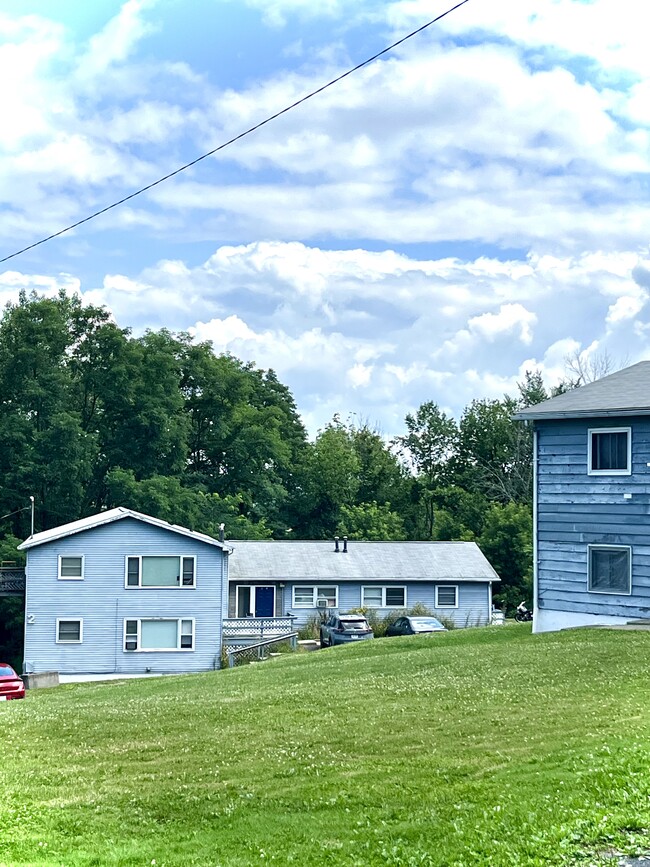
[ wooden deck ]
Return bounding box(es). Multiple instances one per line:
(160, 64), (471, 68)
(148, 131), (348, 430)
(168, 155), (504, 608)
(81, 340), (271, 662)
(0, 567), (25, 596)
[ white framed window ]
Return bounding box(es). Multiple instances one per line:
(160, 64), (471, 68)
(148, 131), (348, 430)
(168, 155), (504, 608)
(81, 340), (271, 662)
(588, 545), (632, 595)
(361, 586), (407, 608)
(588, 427), (631, 475)
(292, 586), (338, 608)
(123, 618), (195, 652)
(58, 555), (84, 580)
(436, 585), (458, 608)
(125, 555), (196, 588)
(56, 618), (83, 643)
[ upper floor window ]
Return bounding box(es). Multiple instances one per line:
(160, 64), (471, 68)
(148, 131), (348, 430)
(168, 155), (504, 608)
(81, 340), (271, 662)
(58, 555), (84, 580)
(588, 545), (631, 595)
(588, 428), (631, 475)
(125, 555), (196, 589)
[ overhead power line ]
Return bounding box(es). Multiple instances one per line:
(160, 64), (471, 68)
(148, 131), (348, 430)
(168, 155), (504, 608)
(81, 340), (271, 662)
(0, 0), (471, 265)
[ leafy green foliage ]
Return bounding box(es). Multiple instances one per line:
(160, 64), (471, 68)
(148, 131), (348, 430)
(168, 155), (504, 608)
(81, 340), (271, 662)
(338, 500), (406, 541)
(479, 502), (533, 612)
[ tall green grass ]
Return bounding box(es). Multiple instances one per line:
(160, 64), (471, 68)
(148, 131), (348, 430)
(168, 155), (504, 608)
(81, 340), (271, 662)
(2, 625), (650, 866)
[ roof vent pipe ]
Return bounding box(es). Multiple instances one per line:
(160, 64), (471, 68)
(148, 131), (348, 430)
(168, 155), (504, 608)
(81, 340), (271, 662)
(219, 523), (225, 543)
(343, 536), (348, 553)
(334, 536), (340, 553)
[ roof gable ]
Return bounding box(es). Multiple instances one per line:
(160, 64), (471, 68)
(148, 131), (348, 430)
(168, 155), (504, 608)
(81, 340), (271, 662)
(516, 361), (650, 421)
(18, 507), (230, 551)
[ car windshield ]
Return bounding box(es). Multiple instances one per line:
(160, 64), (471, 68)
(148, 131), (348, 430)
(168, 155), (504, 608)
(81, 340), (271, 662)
(410, 618), (445, 632)
(340, 619), (369, 631)
(0, 665), (16, 677)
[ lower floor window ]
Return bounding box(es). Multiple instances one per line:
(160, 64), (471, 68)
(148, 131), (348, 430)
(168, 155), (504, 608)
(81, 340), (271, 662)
(292, 586), (338, 608)
(361, 586), (406, 607)
(588, 546), (631, 594)
(436, 585), (458, 608)
(56, 619), (83, 643)
(124, 618), (195, 651)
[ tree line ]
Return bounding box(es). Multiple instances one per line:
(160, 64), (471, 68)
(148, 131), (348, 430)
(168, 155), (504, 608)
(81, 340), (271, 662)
(0, 290), (569, 624)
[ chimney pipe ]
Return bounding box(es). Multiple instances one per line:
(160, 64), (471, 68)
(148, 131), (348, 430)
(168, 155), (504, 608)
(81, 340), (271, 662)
(334, 536), (340, 553)
(343, 536), (348, 553)
(219, 523), (225, 544)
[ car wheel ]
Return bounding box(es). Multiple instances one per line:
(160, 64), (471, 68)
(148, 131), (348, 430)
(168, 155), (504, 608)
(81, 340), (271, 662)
(319, 633), (329, 648)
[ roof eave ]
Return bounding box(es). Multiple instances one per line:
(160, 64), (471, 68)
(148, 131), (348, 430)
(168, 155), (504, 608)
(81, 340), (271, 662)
(514, 408), (650, 422)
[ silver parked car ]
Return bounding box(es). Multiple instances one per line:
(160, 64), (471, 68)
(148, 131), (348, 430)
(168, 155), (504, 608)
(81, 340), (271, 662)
(320, 613), (374, 647)
(385, 616), (447, 637)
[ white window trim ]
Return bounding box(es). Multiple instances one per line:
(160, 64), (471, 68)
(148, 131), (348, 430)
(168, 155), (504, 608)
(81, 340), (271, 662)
(588, 427), (631, 476)
(292, 585), (339, 609)
(435, 585), (459, 609)
(361, 586), (407, 608)
(123, 618), (195, 652)
(587, 545), (632, 596)
(56, 618), (83, 643)
(58, 555), (85, 581)
(124, 555), (197, 589)
(235, 585), (276, 618)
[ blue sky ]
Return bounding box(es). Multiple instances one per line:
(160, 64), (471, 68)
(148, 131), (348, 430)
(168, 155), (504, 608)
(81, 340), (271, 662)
(1, 0), (649, 435)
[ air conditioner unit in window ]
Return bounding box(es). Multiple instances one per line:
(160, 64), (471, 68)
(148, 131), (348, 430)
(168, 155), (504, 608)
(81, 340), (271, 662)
(316, 598), (328, 609)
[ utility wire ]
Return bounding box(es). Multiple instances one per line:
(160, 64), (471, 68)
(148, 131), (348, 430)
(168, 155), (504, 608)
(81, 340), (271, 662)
(0, 0), (470, 265)
(0, 506), (30, 523)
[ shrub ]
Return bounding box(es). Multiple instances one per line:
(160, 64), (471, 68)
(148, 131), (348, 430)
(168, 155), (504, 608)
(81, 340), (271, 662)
(297, 616), (322, 640)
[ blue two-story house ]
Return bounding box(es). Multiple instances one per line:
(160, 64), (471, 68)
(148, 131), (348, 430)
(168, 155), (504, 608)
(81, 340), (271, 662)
(19, 508), (231, 676)
(517, 361), (650, 632)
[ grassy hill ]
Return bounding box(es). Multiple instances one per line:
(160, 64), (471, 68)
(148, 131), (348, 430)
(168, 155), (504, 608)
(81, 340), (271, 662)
(2, 625), (650, 866)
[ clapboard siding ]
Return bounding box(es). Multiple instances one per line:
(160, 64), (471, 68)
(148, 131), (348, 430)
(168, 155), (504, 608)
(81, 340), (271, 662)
(23, 517), (227, 675)
(536, 416), (650, 619)
(277, 581), (490, 628)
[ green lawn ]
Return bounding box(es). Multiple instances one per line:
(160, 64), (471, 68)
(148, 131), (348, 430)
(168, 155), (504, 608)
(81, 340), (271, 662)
(2, 625), (650, 866)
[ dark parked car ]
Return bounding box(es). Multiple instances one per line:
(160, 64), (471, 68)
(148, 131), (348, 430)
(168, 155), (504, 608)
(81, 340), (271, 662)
(320, 614), (374, 647)
(385, 616), (447, 637)
(0, 663), (25, 700)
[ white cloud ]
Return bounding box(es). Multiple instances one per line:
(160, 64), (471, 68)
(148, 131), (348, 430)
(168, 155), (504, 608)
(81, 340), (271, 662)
(468, 304), (537, 345)
(67, 241), (650, 434)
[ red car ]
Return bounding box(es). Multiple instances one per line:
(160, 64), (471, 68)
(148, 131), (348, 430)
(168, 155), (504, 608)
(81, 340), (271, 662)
(0, 663), (25, 700)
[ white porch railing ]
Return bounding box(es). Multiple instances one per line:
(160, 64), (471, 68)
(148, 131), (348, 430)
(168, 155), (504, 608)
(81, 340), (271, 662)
(223, 615), (297, 643)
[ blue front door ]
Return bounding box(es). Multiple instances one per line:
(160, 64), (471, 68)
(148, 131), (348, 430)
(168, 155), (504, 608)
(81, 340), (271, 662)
(255, 586), (275, 617)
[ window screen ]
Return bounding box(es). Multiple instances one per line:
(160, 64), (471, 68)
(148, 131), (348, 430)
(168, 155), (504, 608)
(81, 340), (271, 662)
(436, 586), (457, 607)
(362, 586), (383, 607)
(60, 557), (83, 578)
(57, 620), (81, 642)
(385, 587), (406, 607)
(589, 547), (631, 594)
(590, 430), (629, 472)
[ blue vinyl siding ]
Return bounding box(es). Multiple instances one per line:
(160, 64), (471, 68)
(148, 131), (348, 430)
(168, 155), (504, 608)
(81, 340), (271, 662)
(276, 581), (491, 628)
(537, 417), (650, 618)
(23, 518), (227, 675)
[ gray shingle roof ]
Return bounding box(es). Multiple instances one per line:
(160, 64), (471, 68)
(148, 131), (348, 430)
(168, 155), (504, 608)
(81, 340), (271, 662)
(227, 541), (499, 582)
(515, 361), (650, 420)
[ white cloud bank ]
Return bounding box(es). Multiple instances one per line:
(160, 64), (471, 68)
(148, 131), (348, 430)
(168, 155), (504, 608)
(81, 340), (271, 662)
(4, 241), (650, 435)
